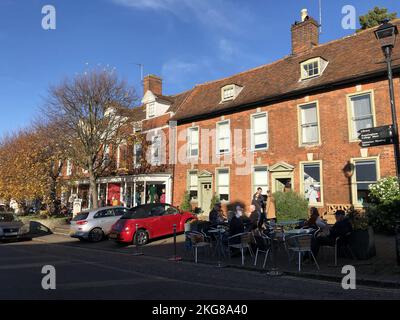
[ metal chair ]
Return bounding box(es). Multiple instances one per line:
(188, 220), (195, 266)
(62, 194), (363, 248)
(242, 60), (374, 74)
(253, 232), (271, 269)
(187, 231), (212, 263)
(286, 234), (320, 272)
(228, 232), (254, 266)
(317, 231), (355, 266)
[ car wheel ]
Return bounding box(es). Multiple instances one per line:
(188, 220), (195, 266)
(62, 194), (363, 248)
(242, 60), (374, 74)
(134, 229), (149, 246)
(88, 228), (104, 242)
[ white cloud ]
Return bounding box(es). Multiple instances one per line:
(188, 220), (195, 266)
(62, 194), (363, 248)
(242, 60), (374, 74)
(111, 0), (249, 33)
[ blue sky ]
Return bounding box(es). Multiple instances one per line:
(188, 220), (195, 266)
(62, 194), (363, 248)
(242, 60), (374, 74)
(0, 0), (399, 137)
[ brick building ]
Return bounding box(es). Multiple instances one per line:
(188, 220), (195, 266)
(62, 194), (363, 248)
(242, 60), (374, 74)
(166, 12), (400, 219)
(66, 11), (400, 222)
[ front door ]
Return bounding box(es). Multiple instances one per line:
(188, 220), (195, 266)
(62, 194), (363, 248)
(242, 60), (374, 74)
(200, 182), (212, 213)
(275, 178), (292, 193)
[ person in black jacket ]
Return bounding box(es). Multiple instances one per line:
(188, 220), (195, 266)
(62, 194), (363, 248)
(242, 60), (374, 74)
(311, 210), (353, 256)
(229, 206), (245, 244)
(209, 202), (222, 227)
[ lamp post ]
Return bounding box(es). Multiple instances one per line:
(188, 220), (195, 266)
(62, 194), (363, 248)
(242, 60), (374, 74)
(375, 20), (400, 266)
(374, 20), (400, 181)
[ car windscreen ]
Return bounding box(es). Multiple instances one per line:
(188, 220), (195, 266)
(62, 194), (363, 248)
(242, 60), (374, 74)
(72, 212), (89, 221)
(121, 205), (151, 219)
(0, 213), (16, 222)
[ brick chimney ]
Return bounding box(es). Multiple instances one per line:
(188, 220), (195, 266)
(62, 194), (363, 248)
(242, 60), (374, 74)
(143, 74), (162, 96)
(291, 9), (320, 55)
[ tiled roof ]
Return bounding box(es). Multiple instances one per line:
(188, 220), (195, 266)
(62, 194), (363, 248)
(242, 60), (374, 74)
(167, 20), (400, 122)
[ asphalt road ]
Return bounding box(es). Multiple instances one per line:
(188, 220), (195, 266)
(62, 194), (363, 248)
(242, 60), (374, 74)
(0, 235), (399, 300)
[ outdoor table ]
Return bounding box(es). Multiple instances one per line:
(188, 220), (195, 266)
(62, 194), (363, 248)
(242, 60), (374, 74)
(208, 227), (227, 267)
(284, 228), (314, 236)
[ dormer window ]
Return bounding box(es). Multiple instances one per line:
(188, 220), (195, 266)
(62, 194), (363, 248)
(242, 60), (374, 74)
(221, 84), (243, 102)
(300, 57), (328, 80)
(147, 102), (155, 118)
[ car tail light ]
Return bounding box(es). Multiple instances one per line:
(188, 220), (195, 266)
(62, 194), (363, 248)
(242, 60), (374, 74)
(76, 220), (88, 225)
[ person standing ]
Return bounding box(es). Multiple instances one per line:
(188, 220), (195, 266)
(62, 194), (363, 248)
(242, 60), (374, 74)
(97, 195), (106, 208)
(160, 189), (166, 204)
(266, 190), (276, 222)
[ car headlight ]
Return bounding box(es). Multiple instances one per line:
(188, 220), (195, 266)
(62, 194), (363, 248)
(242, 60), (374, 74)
(18, 225), (30, 235)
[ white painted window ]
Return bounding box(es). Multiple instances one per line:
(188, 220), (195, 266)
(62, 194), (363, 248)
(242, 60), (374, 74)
(349, 93), (374, 140)
(217, 121), (230, 154)
(222, 86), (234, 100)
(302, 60), (319, 78)
(216, 168), (229, 201)
(188, 170), (198, 200)
(299, 103), (319, 145)
(252, 166), (268, 195)
(187, 127), (199, 158)
(147, 102), (155, 118)
(133, 142), (142, 168)
(66, 160), (72, 176)
(353, 159), (378, 206)
(103, 145), (110, 166)
(251, 113), (268, 150)
(151, 135), (161, 165)
(301, 162), (323, 205)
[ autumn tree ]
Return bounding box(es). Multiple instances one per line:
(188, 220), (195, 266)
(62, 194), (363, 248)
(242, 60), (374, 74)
(44, 70), (137, 209)
(359, 7), (397, 31)
(0, 122), (69, 214)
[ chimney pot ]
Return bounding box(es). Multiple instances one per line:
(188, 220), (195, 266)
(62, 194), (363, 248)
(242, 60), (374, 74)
(301, 9), (308, 22)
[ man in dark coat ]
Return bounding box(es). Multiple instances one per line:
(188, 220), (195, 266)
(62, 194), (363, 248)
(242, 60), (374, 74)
(311, 210), (353, 256)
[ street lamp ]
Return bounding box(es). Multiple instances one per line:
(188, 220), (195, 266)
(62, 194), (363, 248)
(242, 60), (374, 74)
(375, 19), (400, 266)
(374, 20), (400, 182)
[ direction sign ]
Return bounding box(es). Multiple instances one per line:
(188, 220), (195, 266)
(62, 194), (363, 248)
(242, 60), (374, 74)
(358, 125), (394, 148)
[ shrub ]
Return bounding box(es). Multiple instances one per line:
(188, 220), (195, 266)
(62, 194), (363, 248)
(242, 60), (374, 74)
(367, 177), (400, 234)
(273, 191), (309, 221)
(369, 177), (400, 204)
(346, 207), (369, 231)
(366, 200), (400, 234)
(210, 193), (220, 211)
(180, 191), (192, 212)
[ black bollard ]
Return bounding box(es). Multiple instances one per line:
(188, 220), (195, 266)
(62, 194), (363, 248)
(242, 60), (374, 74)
(168, 224), (182, 261)
(133, 223), (144, 256)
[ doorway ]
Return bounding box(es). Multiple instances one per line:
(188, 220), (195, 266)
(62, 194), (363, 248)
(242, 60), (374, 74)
(200, 182), (213, 213)
(269, 162), (295, 194)
(275, 178), (293, 193)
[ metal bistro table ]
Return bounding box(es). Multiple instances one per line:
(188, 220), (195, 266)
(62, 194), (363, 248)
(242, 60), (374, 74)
(208, 227), (227, 268)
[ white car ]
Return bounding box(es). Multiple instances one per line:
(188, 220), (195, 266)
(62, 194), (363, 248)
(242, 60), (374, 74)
(70, 206), (128, 242)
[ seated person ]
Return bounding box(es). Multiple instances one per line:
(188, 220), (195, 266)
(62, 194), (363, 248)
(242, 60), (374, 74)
(228, 206), (245, 244)
(209, 203), (223, 226)
(311, 210), (352, 257)
(303, 207), (328, 231)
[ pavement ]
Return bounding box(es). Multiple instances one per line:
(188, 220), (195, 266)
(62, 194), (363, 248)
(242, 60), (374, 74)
(0, 231), (399, 299)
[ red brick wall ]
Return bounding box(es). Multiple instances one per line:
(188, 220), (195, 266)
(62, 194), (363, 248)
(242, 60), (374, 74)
(172, 77), (400, 213)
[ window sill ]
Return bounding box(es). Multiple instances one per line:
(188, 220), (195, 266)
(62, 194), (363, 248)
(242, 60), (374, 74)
(299, 143), (321, 148)
(251, 147), (269, 152)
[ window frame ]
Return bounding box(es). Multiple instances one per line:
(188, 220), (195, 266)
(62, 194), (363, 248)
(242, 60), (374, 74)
(216, 119), (231, 155)
(221, 85), (235, 102)
(215, 167), (230, 202)
(66, 160), (72, 176)
(147, 102), (156, 118)
(350, 156), (380, 208)
(187, 170), (198, 201)
(347, 90), (377, 142)
(300, 58), (321, 80)
(187, 126), (200, 159)
(133, 142), (142, 168)
(151, 135), (161, 165)
(251, 165), (269, 197)
(299, 160), (324, 207)
(250, 112), (269, 151)
(297, 101), (321, 147)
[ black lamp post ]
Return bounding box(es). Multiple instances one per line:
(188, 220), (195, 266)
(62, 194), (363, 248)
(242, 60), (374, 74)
(375, 20), (400, 266)
(374, 20), (400, 181)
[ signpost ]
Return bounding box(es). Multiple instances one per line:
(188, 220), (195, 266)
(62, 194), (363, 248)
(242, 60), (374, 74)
(358, 125), (394, 148)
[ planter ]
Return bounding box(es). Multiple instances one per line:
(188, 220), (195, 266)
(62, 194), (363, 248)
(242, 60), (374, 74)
(349, 226), (376, 260)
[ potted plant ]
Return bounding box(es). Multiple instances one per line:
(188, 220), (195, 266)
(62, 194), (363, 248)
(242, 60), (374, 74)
(347, 208), (376, 260)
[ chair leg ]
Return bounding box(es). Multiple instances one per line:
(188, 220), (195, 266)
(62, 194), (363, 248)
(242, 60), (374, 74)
(263, 249), (270, 269)
(298, 252), (301, 272)
(248, 245), (254, 257)
(241, 248), (244, 266)
(335, 245), (338, 266)
(310, 251), (320, 270)
(254, 249), (259, 266)
(195, 247), (198, 263)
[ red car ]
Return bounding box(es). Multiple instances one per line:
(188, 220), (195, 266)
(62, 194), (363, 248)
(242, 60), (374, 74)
(109, 203), (197, 245)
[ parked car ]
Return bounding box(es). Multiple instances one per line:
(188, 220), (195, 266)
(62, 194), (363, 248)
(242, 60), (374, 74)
(0, 212), (31, 241)
(109, 203), (197, 245)
(70, 206), (129, 242)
